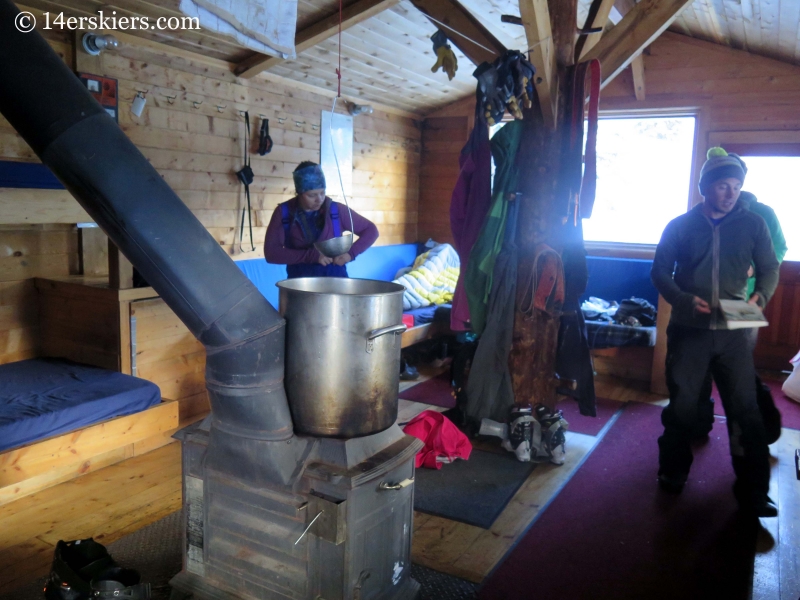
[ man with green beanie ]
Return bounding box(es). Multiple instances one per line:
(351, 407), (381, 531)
(651, 147), (780, 517)
(694, 154), (788, 441)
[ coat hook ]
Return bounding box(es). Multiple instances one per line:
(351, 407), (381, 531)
(216, 104), (227, 113)
(164, 94), (177, 104)
(311, 124), (320, 130)
(192, 100), (203, 109)
(295, 120), (305, 127)
(277, 117), (287, 124)
(258, 114), (268, 120)
(135, 89), (148, 96)
(238, 110), (247, 117)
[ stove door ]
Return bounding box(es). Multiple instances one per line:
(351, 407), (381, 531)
(309, 455), (417, 600)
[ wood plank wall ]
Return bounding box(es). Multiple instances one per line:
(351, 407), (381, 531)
(0, 33), (422, 383)
(418, 116), (469, 245)
(131, 298), (209, 421)
(0, 226), (79, 365)
(0, 34), (78, 366)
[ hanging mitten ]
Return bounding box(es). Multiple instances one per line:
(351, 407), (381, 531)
(430, 30), (458, 80)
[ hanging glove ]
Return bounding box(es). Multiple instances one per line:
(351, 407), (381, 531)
(430, 30), (458, 80)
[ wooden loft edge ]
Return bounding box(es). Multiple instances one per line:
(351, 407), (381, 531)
(0, 400), (179, 506)
(34, 276), (158, 302)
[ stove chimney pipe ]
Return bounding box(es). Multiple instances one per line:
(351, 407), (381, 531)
(0, 0), (294, 445)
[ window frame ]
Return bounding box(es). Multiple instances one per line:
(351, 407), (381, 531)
(583, 109), (700, 257)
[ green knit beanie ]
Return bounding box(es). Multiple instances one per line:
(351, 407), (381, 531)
(698, 147), (745, 195)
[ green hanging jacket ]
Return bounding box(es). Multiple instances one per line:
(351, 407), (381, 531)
(465, 120), (524, 335)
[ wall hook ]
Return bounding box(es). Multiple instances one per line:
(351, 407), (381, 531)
(192, 100), (203, 109)
(258, 114), (268, 120)
(238, 110), (247, 117)
(311, 124), (320, 130)
(164, 94), (177, 105)
(295, 120), (305, 127)
(216, 104), (227, 113)
(135, 88), (148, 96)
(277, 116), (287, 124)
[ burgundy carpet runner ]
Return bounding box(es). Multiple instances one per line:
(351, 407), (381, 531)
(712, 377), (800, 430)
(480, 402), (758, 600)
(556, 396), (622, 436)
(398, 372), (456, 408)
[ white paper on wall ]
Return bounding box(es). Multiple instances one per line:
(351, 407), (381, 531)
(179, 0), (297, 58)
(320, 111), (353, 201)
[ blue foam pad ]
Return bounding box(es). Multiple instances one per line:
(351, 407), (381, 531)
(0, 160), (64, 189)
(236, 243), (420, 309)
(235, 259), (287, 309)
(0, 358), (162, 452)
(347, 243), (419, 281)
(583, 256), (658, 307)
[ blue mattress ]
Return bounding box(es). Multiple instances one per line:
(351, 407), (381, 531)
(0, 358), (161, 452)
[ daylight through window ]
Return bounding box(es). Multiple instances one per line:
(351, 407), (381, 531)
(583, 116), (696, 245)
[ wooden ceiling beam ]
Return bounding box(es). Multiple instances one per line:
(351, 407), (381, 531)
(631, 53), (645, 100)
(234, 0), (402, 78)
(575, 0), (618, 62)
(409, 0), (506, 67)
(518, 0), (556, 128)
(581, 0), (694, 88)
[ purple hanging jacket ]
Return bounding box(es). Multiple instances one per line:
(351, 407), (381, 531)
(449, 122), (493, 331)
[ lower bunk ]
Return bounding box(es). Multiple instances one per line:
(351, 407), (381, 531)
(0, 357), (179, 506)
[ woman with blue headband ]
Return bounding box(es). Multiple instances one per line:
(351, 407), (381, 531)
(264, 161), (379, 278)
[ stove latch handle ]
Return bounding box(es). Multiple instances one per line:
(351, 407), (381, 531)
(366, 324), (407, 353)
(379, 478), (414, 491)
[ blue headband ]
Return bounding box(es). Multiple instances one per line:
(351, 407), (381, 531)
(293, 165), (326, 195)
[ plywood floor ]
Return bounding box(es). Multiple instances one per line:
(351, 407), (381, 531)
(1, 373), (798, 598)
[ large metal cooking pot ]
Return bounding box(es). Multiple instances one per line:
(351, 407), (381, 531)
(276, 277), (407, 438)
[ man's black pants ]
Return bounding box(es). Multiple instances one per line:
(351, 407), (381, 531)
(660, 324), (770, 501)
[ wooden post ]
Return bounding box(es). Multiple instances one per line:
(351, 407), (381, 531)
(108, 241), (134, 290)
(78, 226), (109, 277)
(508, 0), (578, 411)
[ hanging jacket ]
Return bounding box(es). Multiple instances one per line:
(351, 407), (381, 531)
(464, 119), (524, 335)
(740, 191), (787, 299)
(449, 118), (493, 331)
(464, 194), (519, 424)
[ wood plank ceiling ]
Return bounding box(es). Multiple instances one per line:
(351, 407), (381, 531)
(24, 0), (800, 114)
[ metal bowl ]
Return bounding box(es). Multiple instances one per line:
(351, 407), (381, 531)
(314, 233), (353, 258)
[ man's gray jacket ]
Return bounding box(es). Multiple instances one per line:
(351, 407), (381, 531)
(651, 201), (779, 329)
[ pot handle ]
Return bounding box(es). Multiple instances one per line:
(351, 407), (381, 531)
(366, 324), (407, 353)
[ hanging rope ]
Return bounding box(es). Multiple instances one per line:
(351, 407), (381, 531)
(327, 0), (353, 236)
(336, 0), (342, 98)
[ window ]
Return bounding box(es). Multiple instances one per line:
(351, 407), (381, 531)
(583, 116), (696, 245)
(735, 156), (799, 261)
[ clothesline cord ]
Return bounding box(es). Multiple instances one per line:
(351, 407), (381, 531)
(422, 13), (496, 54)
(422, 13), (551, 57)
